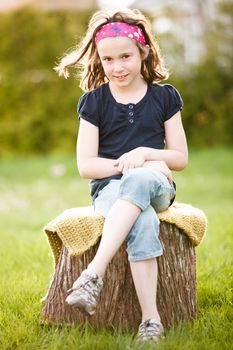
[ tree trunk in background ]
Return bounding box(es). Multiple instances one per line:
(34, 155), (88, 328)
(41, 222), (196, 330)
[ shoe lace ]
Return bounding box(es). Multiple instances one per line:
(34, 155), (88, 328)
(67, 274), (102, 297)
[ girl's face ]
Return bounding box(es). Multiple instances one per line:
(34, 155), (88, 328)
(97, 36), (147, 88)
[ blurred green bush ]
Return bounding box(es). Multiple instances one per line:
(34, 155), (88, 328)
(0, 7), (91, 155)
(0, 6), (232, 155)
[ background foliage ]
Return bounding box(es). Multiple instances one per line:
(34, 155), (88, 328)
(0, 5), (232, 155)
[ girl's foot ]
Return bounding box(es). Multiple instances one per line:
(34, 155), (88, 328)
(65, 269), (103, 315)
(136, 318), (164, 344)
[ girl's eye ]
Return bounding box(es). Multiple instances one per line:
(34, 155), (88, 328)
(103, 57), (112, 62)
(122, 55), (130, 59)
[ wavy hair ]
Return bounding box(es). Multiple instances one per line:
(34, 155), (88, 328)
(54, 8), (169, 91)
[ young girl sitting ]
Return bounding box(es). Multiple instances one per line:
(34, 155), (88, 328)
(55, 8), (188, 344)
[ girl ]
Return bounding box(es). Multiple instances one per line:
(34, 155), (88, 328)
(55, 8), (188, 344)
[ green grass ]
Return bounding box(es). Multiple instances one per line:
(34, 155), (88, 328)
(0, 148), (233, 350)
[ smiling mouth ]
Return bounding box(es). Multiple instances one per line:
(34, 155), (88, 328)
(115, 74), (128, 79)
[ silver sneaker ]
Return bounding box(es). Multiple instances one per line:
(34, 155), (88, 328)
(65, 269), (103, 316)
(137, 318), (164, 344)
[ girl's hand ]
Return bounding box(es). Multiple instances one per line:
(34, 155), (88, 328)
(143, 160), (173, 184)
(113, 147), (146, 174)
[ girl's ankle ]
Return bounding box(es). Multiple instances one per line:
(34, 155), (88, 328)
(142, 312), (161, 323)
(87, 263), (105, 278)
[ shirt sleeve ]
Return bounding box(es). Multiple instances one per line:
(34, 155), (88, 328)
(77, 91), (100, 127)
(163, 84), (183, 121)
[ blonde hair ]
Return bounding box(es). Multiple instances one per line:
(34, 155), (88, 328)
(54, 8), (169, 91)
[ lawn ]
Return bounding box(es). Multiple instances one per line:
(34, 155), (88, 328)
(0, 148), (232, 350)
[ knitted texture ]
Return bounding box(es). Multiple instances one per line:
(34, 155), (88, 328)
(43, 203), (207, 267)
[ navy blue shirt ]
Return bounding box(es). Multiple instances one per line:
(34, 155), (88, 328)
(77, 82), (183, 201)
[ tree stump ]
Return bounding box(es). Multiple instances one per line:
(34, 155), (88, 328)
(41, 222), (196, 330)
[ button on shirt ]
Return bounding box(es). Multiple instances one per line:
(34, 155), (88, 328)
(77, 82), (183, 201)
(128, 105), (134, 123)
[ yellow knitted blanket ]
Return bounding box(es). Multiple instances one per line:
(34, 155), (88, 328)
(43, 203), (207, 266)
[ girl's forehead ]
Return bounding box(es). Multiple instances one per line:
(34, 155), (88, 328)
(97, 36), (138, 56)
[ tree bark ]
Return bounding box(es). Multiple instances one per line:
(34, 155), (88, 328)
(41, 222), (196, 330)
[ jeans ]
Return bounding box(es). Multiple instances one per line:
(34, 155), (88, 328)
(94, 168), (176, 261)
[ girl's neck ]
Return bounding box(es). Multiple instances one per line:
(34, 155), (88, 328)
(109, 77), (148, 105)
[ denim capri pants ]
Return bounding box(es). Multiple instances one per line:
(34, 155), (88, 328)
(94, 168), (176, 261)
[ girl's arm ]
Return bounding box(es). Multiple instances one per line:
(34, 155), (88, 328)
(114, 111), (188, 173)
(144, 111), (188, 170)
(77, 119), (121, 179)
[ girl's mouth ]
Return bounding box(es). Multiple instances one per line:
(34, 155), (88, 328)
(115, 74), (128, 80)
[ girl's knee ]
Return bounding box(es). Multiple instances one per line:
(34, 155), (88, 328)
(118, 168), (163, 210)
(121, 167), (153, 183)
(119, 168), (154, 193)
(120, 168), (165, 188)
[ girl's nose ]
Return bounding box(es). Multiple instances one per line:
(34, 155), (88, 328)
(113, 62), (124, 73)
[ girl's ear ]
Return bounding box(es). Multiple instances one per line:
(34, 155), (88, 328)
(141, 45), (150, 60)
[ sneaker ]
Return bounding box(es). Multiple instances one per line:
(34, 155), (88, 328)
(136, 318), (164, 344)
(65, 269), (103, 316)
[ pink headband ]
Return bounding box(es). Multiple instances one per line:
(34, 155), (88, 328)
(95, 22), (146, 46)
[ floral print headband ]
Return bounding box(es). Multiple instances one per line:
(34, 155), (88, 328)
(95, 22), (146, 46)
